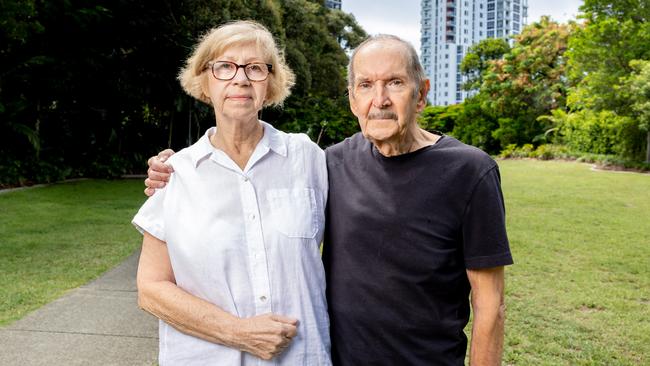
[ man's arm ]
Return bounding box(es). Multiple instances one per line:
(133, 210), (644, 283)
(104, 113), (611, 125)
(466, 266), (506, 366)
(144, 149), (175, 196)
(137, 232), (297, 360)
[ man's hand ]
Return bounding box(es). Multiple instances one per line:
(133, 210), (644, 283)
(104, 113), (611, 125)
(144, 149), (175, 196)
(232, 313), (299, 360)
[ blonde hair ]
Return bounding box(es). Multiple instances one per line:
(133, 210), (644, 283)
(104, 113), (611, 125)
(178, 20), (295, 107)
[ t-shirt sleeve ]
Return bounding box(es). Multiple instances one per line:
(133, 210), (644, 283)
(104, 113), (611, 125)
(132, 186), (167, 242)
(462, 165), (513, 269)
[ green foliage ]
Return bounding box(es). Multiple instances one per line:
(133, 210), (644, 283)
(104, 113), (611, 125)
(0, 0), (366, 187)
(626, 60), (650, 162)
(481, 17), (571, 148)
(460, 38), (510, 91)
(419, 104), (462, 133)
(419, 97), (501, 154)
(552, 109), (633, 155)
(498, 142), (650, 171)
(565, 0), (650, 162)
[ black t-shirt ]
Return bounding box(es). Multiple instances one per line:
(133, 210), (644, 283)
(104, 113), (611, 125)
(323, 132), (513, 366)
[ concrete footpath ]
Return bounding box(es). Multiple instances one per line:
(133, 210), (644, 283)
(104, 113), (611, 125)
(0, 252), (159, 365)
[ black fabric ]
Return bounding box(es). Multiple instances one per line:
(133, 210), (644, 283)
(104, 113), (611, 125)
(323, 132), (513, 366)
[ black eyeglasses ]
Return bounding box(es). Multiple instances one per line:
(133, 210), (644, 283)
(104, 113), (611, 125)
(205, 61), (273, 81)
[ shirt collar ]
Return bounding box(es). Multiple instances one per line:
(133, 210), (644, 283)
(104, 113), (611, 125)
(188, 121), (287, 168)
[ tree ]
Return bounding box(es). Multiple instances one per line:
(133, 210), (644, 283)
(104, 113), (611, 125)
(627, 60), (650, 163)
(460, 38), (510, 92)
(564, 0), (650, 161)
(0, 0), (366, 187)
(480, 17), (572, 147)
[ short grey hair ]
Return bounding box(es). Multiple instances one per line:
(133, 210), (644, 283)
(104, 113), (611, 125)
(347, 34), (426, 98)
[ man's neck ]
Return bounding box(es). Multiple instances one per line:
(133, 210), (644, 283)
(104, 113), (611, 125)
(373, 126), (441, 157)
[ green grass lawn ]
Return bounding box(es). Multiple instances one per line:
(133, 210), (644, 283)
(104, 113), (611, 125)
(0, 179), (147, 326)
(1, 161), (648, 364)
(498, 160), (650, 365)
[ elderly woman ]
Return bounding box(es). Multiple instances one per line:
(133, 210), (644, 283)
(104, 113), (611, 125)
(132, 21), (330, 365)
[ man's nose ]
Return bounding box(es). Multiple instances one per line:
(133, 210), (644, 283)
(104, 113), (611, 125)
(372, 84), (391, 108)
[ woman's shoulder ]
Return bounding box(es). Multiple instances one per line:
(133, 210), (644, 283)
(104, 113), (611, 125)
(166, 137), (211, 171)
(262, 121), (323, 156)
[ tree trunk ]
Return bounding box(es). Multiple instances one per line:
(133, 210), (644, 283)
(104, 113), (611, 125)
(646, 130), (650, 164)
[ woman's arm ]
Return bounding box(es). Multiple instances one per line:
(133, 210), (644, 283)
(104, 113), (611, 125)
(136, 232), (298, 360)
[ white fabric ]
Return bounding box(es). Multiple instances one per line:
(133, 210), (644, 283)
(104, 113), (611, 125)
(132, 122), (330, 365)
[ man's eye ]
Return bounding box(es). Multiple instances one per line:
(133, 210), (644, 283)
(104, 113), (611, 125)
(358, 82), (371, 89)
(388, 79), (404, 87)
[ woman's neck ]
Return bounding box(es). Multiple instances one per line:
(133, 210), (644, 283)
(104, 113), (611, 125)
(210, 116), (264, 170)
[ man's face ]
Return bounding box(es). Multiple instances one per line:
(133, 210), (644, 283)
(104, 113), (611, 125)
(348, 41), (427, 145)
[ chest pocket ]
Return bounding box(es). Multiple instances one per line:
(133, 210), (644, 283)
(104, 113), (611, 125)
(266, 188), (318, 239)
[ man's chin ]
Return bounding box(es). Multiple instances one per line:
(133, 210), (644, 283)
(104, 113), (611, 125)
(361, 122), (401, 142)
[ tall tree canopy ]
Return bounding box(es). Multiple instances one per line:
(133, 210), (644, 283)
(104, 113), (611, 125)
(565, 0), (650, 161)
(0, 0), (366, 186)
(481, 16), (571, 147)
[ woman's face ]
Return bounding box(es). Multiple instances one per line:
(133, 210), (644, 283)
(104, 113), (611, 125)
(204, 43), (269, 122)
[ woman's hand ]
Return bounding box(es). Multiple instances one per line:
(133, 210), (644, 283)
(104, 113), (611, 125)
(231, 313), (299, 360)
(144, 149), (175, 196)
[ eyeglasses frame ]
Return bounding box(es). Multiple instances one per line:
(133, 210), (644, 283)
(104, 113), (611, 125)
(205, 61), (273, 82)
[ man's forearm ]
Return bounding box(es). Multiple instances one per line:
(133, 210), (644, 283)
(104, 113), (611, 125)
(469, 300), (505, 365)
(467, 266), (506, 366)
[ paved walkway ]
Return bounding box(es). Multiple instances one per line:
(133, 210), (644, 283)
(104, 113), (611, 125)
(0, 251), (159, 365)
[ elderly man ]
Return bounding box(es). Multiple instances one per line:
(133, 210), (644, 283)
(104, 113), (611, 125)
(322, 35), (512, 365)
(145, 34), (512, 365)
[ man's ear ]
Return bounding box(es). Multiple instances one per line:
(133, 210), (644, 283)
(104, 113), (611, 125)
(417, 79), (430, 111)
(348, 86), (359, 116)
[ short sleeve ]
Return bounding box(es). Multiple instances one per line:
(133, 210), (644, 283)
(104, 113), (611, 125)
(132, 187), (167, 242)
(462, 165), (513, 269)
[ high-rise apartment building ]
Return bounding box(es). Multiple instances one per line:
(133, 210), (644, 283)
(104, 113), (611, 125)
(420, 0), (527, 105)
(325, 0), (342, 10)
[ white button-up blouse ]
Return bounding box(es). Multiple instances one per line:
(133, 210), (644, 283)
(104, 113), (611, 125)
(132, 122), (330, 365)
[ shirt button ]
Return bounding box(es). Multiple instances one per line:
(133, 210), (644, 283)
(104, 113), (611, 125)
(242, 176), (249, 182)
(260, 296), (267, 302)
(249, 213), (256, 220)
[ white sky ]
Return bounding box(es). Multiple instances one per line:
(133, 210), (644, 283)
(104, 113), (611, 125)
(341, 0), (584, 52)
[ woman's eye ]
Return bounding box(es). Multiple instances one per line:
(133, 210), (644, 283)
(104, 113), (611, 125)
(248, 64), (262, 72)
(217, 63), (234, 70)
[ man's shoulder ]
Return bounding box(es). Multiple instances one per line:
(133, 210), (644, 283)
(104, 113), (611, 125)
(325, 132), (366, 163)
(436, 136), (497, 172)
